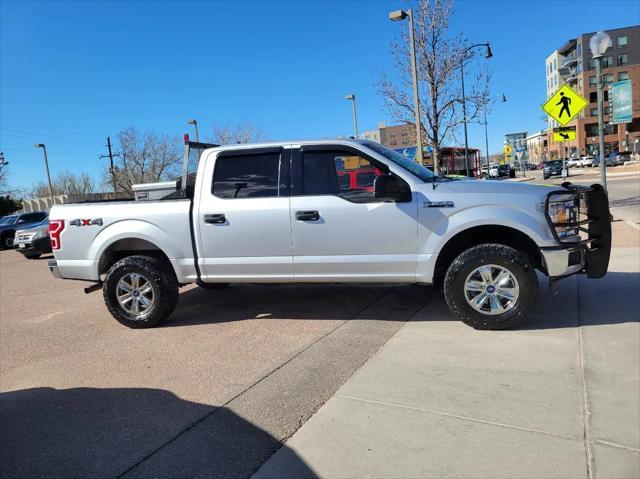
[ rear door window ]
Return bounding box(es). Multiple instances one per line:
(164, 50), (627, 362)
(212, 152), (281, 199)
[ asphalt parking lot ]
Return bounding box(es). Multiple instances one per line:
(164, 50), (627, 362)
(0, 250), (431, 478)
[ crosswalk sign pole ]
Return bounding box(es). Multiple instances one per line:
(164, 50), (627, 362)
(562, 140), (568, 180)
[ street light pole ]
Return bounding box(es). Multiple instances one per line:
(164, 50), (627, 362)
(590, 31), (611, 191)
(459, 43), (493, 177)
(34, 144), (54, 205)
(345, 94), (359, 139)
(483, 104), (490, 171)
(187, 119), (199, 143)
(460, 63), (470, 176)
(389, 9), (426, 169)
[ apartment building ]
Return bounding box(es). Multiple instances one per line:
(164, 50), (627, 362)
(544, 26), (640, 159)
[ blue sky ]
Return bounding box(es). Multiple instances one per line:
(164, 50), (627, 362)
(1, 0), (637, 191)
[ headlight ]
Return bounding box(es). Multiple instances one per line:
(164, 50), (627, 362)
(548, 198), (579, 238)
(32, 230), (44, 240)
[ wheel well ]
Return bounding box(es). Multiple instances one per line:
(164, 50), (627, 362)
(98, 238), (172, 277)
(433, 225), (542, 286)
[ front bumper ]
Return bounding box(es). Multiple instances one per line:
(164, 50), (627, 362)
(48, 259), (62, 279)
(540, 245), (585, 277)
(15, 237), (52, 255)
(541, 183), (611, 279)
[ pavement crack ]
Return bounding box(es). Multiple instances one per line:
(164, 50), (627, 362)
(577, 276), (595, 479)
(593, 439), (640, 453)
(116, 287), (396, 478)
(337, 395), (580, 442)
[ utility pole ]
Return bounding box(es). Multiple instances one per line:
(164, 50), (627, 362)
(100, 137), (119, 192)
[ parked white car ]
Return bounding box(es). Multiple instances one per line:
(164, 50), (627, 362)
(47, 139), (612, 331)
(567, 158), (581, 168)
(580, 156), (596, 167)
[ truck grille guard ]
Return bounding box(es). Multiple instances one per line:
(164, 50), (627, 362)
(544, 183), (611, 279)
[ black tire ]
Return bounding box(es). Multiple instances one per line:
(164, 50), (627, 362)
(24, 253), (41, 259)
(443, 244), (538, 330)
(198, 282), (230, 290)
(103, 255), (179, 329)
(543, 174), (549, 180)
(1, 233), (14, 250)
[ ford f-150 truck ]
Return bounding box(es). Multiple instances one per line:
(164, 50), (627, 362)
(47, 139), (611, 330)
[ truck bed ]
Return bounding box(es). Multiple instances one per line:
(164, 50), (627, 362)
(49, 199), (195, 281)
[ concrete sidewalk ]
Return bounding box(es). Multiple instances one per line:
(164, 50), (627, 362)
(255, 236), (639, 478)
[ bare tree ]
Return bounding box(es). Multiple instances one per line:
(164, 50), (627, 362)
(107, 127), (183, 195)
(30, 171), (95, 198)
(378, 0), (490, 172)
(211, 122), (264, 145)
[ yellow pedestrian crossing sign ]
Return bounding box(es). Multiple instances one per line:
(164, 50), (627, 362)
(553, 126), (577, 142)
(542, 84), (588, 126)
(504, 144), (512, 156)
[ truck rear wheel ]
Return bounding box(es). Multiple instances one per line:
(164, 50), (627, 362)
(103, 255), (178, 329)
(443, 244), (538, 330)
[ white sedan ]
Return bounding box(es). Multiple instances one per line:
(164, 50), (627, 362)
(580, 156), (595, 167)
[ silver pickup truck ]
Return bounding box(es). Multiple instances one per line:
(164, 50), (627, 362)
(48, 139), (611, 330)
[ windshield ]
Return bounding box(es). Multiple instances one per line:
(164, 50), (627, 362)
(547, 160), (563, 167)
(361, 141), (435, 182)
(0, 215), (18, 225)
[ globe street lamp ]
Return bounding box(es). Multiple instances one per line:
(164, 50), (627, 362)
(389, 9), (427, 169)
(461, 43), (493, 176)
(34, 144), (55, 205)
(187, 119), (199, 143)
(345, 94), (359, 140)
(589, 30), (611, 190)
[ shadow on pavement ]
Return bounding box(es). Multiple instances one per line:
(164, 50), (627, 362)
(165, 283), (435, 328)
(524, 272), (640, 330)
(0, 387), (317, 479)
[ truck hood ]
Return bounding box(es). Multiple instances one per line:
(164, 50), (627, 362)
(441, 179), (554, 197)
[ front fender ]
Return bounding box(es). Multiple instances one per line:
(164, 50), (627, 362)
(417, 205), (556, 283)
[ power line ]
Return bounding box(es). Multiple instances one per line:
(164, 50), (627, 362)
(0, 130), (101, 146)
(0, 122), (105, 139)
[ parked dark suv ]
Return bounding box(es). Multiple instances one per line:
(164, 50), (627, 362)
(0, 212), (48, 249)
(543, 160), (564, 180)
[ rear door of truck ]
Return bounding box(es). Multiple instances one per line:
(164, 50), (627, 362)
(195, 147), (293, 282)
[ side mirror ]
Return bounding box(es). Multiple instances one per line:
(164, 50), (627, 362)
(374, 174), (410, 202)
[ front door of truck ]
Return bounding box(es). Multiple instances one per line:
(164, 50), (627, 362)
(289, 145), (418, 282)
(197, 147), (293, 281)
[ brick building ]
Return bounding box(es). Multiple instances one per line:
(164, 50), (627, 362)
(544, 26), (640, 159)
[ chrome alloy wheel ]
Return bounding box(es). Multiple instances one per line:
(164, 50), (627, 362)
(116, 273), (155, 318)
(464, 264), (520, 316)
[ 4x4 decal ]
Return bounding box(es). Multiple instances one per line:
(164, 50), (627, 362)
(70, 218), (103, 227)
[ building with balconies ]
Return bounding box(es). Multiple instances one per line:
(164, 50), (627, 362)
(544, 26), (640, 159)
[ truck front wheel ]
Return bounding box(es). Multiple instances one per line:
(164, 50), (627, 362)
(443, 244), (538, 330)
(103, 255), (179, 329)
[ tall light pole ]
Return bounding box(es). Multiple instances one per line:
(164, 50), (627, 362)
(589, 31), (611, 191)
(483, 94), (506, 172)
(187, 119), (199, 143)
(345, 94), (359, 140)
(389, 9), (427, 170)
(460, 43), (492, 176)
(34, 144), (55, 205)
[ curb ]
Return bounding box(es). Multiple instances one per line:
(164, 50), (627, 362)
(506, 177), (534, 182)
